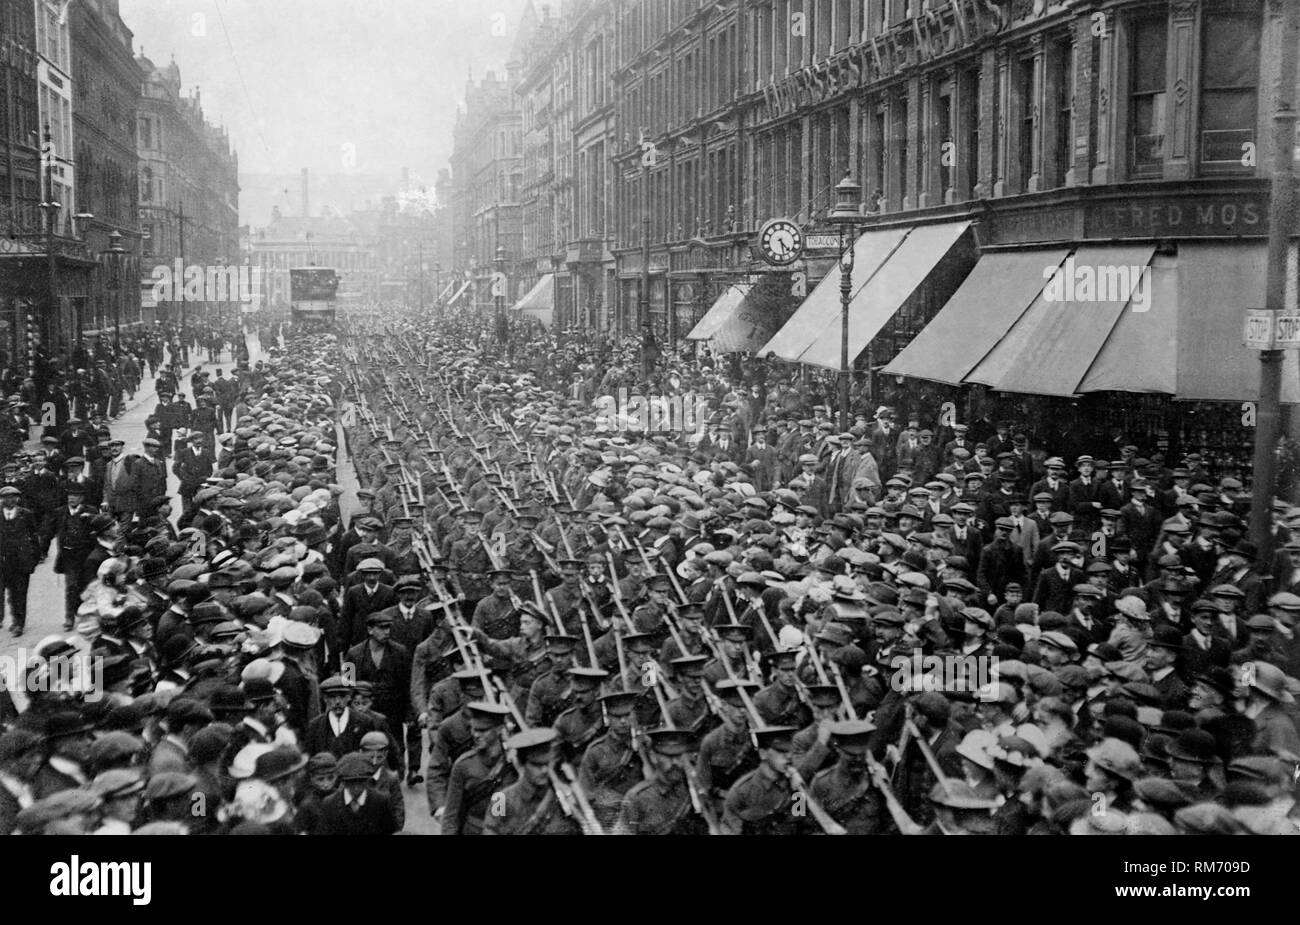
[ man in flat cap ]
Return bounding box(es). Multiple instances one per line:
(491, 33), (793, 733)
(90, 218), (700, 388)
(312, 751), (398, 835)
(0, 486), (39, 635)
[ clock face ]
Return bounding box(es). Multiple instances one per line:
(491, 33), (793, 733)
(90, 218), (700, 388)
(758, 219), (804, 266)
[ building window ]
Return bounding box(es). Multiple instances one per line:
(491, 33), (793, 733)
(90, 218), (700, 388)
(963, 69), (980, 198)
(1199, 10), (1260, 172)
(895, 95), (909, 206)
(937, 91), (953, 197)
(1129, 17), (1167, 177)
(1015, 56), (1034, 193)
(1049, 40), (1074, 188)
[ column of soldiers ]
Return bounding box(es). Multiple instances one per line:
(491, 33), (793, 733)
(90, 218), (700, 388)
(2, 307), (1299, 836)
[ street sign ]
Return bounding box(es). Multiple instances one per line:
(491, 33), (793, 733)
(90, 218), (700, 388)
(1276, 313), (1300, 346)
(1245, 310), (1273, 348)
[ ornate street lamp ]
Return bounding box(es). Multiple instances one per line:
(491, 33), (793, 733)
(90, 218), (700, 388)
(105, 230), (124, 349)
(827, 172), (862, 433)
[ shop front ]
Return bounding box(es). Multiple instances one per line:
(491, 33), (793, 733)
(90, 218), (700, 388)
(879, 182), (1297, 490)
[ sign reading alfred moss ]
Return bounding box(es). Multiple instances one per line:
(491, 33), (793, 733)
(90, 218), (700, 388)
(990, 192), (1269, 244)
(1089, 195), (1265, 238)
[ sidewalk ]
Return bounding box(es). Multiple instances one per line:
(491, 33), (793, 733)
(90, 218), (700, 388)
(0, 350), (236, 701)
(21, 351), (216, 456)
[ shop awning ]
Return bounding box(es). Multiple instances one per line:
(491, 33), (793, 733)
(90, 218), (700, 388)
(686, 283), (775, 353)
(512, 273), (554, 327)
(760, 221), (969, 370)
(887, 239), (1297, 402)
(964, 244), (1155, 396)
(882, 249), (1070, 385)
(447, 281), (471, 307)
(1081, 242), (1299, 403)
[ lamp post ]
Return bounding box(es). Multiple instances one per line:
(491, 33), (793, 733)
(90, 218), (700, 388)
(494, 243), (507, 350)
(104, 230), (124, 350)
(39, 125), (61, 363)
(639, 154), (654, 381)
(827, 172), (862, 433)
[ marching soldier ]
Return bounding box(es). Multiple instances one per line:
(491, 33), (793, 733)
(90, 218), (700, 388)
(720, 726), (801, 835)
(810, 718), (887, 834)
(614, 727), (713, 835)
(448, 510), (494, 611)
(577, 691), (643, 827)
(440, 700), (515, 835)
(483, 727), (583, 835)
(554, 666), (609, 760)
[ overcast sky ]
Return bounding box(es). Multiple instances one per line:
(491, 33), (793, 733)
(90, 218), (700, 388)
(120, 0), (527, 184)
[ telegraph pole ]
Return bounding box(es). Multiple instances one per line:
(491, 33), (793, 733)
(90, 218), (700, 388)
(1249, 0), (1300, 556)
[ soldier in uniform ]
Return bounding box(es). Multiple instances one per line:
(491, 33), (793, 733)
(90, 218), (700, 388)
(470, 604), (551, 706)
(664, 655), (712, 733)
(553, 666), (609, 760)
(483, 727), (584, 835)
(538, 558), (585, 633)
(810, 717), (887, 834)
(696, 678), (759, 803)
(448, 510), (494, 613)
(720, 725), (801, 835)
(424, 670), (487, 814)
(703, 623), (755, 689)
(472, 569), (522, 640)
(753, 649), (810, 728)
(385, 516), (422, 577)
(524, 633), (581, 726)
(614, 727), (713, 835)
(660, 602), (710, 662)
(577, 691), (644, 827)
(440, 700), (515, 835)
(790, 685), (842, 779)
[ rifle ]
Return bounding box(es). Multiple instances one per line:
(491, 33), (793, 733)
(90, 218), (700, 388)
(784, 765), (847, 836)
(491, 679), (605, 835)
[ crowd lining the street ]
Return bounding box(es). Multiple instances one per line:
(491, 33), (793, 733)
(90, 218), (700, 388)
(0, 303), (1297, 835)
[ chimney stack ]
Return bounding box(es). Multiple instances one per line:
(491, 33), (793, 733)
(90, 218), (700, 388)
(301, 168), (309, 217)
